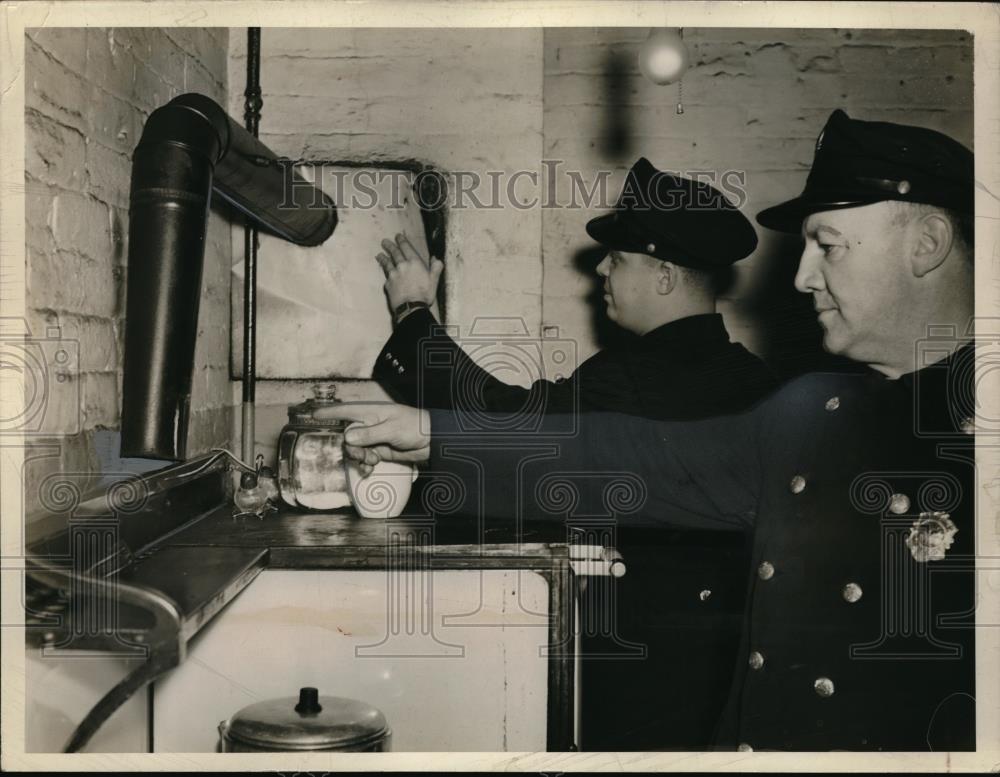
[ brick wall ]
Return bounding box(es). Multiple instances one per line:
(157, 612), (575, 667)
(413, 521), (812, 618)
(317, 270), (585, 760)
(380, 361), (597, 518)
(23, 28), (232, 523)
(543, 28), (973, 371)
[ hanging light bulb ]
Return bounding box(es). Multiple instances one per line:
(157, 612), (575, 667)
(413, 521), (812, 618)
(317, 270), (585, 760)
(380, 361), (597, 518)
(638, 27), (689, 86)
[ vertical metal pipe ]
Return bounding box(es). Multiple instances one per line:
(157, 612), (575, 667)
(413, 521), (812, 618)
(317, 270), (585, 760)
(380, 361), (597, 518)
(241, 27), (262, 464)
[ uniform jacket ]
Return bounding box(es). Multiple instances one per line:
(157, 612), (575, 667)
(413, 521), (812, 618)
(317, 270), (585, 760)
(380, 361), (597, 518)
(425, 344), (976, 751)
(374, 308), (778, 749)
(373, 309), (777, 420)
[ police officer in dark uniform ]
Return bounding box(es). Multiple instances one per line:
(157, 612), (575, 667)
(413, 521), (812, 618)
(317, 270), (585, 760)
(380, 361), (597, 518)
(370, 158), (778, 750)
(326, 109), (977, 751)
(371, 157), (776, 420)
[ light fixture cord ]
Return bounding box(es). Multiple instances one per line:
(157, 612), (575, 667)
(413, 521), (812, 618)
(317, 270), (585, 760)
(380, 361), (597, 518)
(676, 27), (685, 114)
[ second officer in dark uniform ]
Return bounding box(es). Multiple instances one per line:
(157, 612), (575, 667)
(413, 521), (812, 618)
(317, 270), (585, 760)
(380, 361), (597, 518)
(371, 157), (776, 420)
(369, 158), (778, 750)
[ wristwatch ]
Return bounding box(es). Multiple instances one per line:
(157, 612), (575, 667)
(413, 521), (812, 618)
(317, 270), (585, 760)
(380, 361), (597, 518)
(393, 300), (430, 323)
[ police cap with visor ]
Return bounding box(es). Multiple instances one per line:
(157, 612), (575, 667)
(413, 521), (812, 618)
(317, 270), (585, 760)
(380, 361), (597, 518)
(756, 109), (974, 233)
(585, 157), (758, 269)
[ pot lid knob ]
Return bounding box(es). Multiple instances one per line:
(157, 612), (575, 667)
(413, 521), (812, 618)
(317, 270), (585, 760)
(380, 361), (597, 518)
(294, 687), (323, 716)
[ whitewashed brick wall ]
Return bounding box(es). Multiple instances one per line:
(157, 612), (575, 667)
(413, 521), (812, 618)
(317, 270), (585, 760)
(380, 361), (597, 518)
(23, 28), (232, 522)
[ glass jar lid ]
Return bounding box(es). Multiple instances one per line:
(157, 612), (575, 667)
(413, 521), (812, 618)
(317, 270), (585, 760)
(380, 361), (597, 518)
(287, 383), (348, 428)
(223, 687), (390, 751)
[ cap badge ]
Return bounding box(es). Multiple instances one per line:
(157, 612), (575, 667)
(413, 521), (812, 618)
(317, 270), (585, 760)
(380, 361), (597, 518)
(897, 180), (911, 195)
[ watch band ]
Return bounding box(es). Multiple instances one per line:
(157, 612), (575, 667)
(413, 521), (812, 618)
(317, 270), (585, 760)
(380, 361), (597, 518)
(393, 300), (430, 322)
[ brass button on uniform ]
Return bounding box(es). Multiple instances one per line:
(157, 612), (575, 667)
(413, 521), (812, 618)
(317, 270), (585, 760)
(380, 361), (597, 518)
(398, 365), (405, 374)
(897, 180), (911, 194)
(824, 396), (840, 411)
(646, 242), (656, 253)
(888, 493), (910, 515)
(737, 742), (753, 752)
(842, 582), (863, 603)
(758, 561), (775, 580)
(814, 677), (835, 697)
(385, 352), (393, 360)
(748, 651), (765, 670)
(959, 416), (975, 435)
(699, 589), (712, 602)
(789, 475), (807, 494)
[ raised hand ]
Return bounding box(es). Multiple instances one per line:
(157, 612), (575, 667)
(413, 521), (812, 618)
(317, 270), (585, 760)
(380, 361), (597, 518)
(375, 232), (444, 311)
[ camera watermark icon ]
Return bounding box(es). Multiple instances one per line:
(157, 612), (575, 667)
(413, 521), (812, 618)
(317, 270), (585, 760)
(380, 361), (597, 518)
(912, 320), (1000, 439)
(417, 317), (579, 436)
(0, 317), (81, 436)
